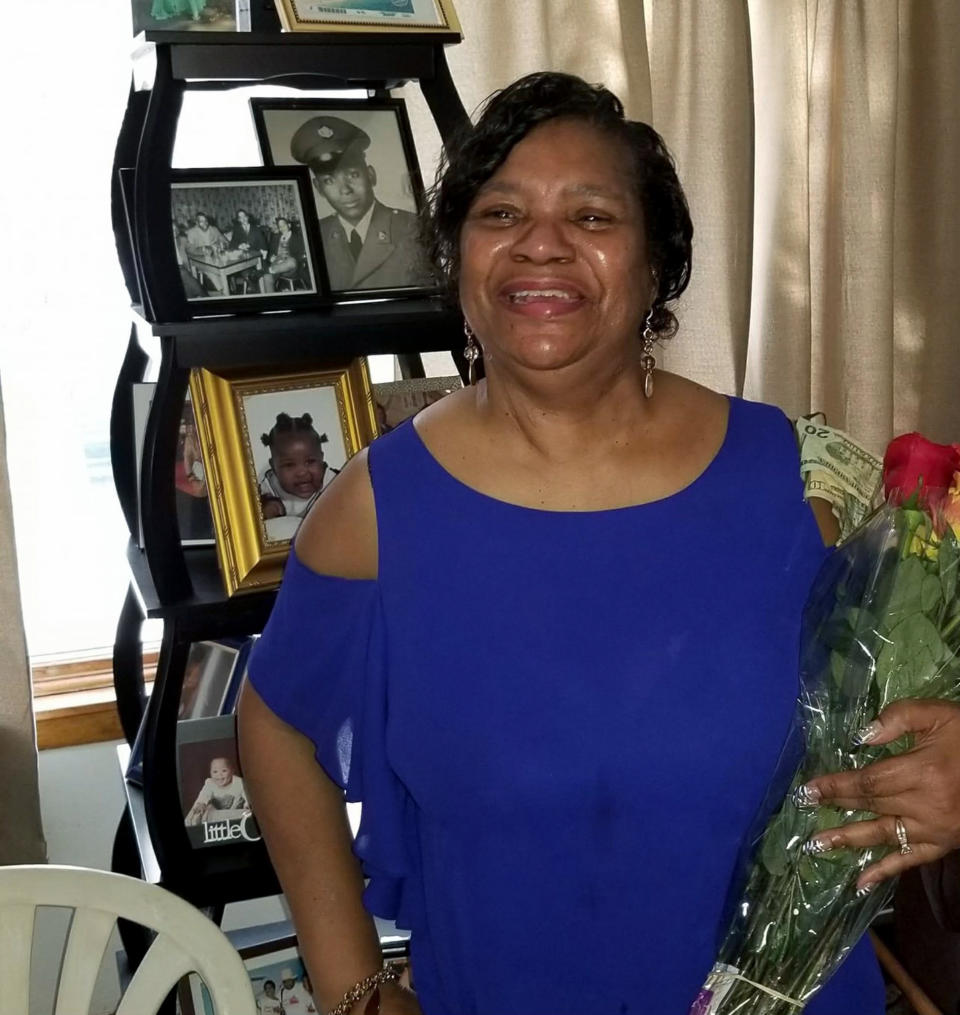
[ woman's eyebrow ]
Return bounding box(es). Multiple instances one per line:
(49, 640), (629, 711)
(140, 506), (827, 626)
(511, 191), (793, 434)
(475, 180), (626, 201)
(564, 183), (628, 200)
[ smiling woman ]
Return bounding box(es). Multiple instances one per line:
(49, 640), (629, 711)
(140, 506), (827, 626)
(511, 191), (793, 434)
(460, 127), (659, 395)
(237, 72), (889, 1015)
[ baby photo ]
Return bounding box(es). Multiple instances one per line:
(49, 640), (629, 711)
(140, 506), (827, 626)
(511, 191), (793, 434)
(241, 385), (348, 543)
(177, 715), (260, 849)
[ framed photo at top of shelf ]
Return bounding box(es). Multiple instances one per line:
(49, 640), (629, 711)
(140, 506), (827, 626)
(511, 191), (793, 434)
(131, 0), (239, 35)
(274, 0), (460, 36)
(170, 167), (326, 316)
(189, 360), (379, 596)
(251, 98), (437, 298)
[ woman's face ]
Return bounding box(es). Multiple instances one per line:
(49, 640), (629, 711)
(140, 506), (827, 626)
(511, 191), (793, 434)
(271, 433), (326, 498)
(458, 118), (653, 376)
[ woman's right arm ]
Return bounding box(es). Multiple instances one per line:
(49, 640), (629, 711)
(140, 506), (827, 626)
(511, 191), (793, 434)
(239, 682), (393, 1011)
(238, 451), (421, 1015)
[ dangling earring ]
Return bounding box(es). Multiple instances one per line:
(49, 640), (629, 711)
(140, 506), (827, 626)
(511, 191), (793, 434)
(463, 320), (482, 386)
(640, 309), (656, 399)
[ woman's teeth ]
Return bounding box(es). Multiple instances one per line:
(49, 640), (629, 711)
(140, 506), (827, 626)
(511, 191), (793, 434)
(508, 289), (578, 303)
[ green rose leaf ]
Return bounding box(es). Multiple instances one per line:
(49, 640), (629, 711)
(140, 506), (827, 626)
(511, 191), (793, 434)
(884, 555), (927, 627)
(830, 650), (848, 689)
(922, 574), (943, 614)
(760, 818), (790, 877)
(876, 613), (945, 699)
(822, 616), (854, 654)
(798, 855), (827, 888)
(814, 806), (846, 834)
(941, 530), (959, 604)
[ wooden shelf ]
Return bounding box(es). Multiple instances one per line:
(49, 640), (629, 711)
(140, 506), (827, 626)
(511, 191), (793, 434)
(126, 540), (275, 628)
(153, 297), (461, 370)
(118, 747), (411, 949)
(111, 30), (469, 937)
(118, 743), (281, 906)
(133, 29), (459, 86)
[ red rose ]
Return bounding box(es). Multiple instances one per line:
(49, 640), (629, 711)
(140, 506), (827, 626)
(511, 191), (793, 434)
(882, 433), (960, 508)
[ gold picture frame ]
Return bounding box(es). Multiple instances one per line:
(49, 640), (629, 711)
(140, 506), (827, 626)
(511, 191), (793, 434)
(274, 0), (460, 36)
(189, 359), (377, 596)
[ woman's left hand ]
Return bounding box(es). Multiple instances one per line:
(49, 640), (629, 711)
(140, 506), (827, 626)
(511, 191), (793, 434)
(800, 698), (960, 892)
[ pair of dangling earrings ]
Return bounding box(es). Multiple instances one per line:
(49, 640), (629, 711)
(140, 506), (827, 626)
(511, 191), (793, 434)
(462, 308), (658, 396)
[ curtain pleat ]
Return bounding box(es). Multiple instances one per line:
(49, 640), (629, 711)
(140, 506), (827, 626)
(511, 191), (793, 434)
(0, 379), (46, 864)
(891, 1), (960, 445)
(647, 0), (754, 397)
(743, 0), (814, 418)
(806, 2), (901, 451)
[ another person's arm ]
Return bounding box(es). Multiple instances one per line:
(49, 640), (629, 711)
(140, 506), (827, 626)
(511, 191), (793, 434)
(800, 469), (960, 890)
(807, 496), (840, 547)
(238, 451), (421, 1015)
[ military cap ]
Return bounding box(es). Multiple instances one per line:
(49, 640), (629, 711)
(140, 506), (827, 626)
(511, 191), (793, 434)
(290, 116), (371, 171)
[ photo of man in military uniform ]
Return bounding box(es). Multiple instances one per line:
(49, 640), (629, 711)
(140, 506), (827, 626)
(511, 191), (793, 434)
(290, 114), (432, 292)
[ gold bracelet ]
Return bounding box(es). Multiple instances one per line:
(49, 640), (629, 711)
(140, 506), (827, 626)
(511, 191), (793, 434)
(328, 966), (400, 1015)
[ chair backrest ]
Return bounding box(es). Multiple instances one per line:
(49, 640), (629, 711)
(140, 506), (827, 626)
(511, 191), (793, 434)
(0, 864), (257, 1015)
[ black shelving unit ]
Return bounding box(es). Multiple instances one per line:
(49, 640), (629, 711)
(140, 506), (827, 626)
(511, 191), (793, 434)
(108, 27), (469, 967)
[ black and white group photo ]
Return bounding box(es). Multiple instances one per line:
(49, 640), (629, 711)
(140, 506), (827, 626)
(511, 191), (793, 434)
(252, 99), (434, 293)
(171, 176), (319, 303)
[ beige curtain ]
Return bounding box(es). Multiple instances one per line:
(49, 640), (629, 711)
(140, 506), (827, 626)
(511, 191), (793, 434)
(408, 0), (960, 454)
(0, 379), (46, 864)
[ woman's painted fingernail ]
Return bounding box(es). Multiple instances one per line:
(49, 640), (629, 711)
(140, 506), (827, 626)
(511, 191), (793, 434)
(792, 783), (822, 809)
(855, 882), (876, 899)
(802, 837), (830, 855)
(852, 721), (881, 746)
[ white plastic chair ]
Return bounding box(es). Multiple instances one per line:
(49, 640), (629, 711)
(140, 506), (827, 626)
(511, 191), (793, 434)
(0, 864), (256, 1015)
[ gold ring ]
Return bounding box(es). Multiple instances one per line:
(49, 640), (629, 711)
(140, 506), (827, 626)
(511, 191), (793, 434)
(895, 817), (912, 856)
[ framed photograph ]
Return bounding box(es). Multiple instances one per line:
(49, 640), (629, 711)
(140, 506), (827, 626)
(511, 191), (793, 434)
(133, 382), (215, 547)
(274, 0), (460, 36)
(251, 98), (435, 297)
(189, 359), (378, 595)
(131, 0), (238, 34)
(178, 714), (261, 849)
(170, 168), (325, 315)
(179, 943), (411, 1015)
(373, 375), (461, 434)
(125, 638), (252, 787)
(178, 639), (249, 720)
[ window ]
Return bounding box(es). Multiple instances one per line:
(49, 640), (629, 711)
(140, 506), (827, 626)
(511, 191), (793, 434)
(1, 12), (450, 676)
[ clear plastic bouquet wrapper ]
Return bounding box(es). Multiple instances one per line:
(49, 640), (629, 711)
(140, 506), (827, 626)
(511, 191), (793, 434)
(690, 433), (960, 1015)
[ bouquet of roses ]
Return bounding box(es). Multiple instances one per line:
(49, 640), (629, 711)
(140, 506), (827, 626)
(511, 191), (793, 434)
(690, 432), (960, 1015)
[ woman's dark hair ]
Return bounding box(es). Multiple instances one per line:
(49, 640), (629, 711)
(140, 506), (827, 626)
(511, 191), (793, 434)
(423, 71), (693, 338)
(260, 412), (327, 451)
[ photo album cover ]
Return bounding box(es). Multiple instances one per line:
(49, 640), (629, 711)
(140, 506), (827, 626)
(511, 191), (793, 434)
(178, 714), (261, 848)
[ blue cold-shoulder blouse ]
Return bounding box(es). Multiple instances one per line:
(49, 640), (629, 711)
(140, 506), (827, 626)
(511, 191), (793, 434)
(248, 396), (885, 1015)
